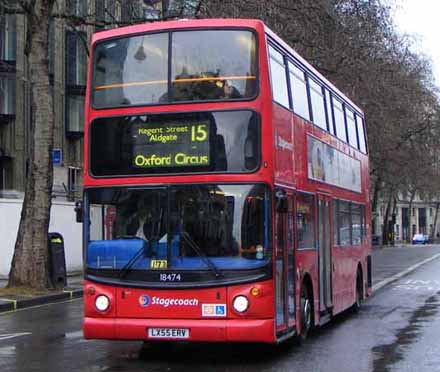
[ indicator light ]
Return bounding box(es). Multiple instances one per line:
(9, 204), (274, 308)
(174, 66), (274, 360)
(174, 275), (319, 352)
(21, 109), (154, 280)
(250, 287), (260, 297)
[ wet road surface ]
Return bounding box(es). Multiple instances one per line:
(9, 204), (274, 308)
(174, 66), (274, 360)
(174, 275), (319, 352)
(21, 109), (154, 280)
(2, 254), (440, 371)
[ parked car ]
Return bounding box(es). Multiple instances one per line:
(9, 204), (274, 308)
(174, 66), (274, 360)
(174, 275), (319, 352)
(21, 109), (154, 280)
(412, 234), (428, 244)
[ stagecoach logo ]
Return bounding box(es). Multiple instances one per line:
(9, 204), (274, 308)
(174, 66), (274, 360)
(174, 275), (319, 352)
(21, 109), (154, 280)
(139, 294), (199, 308)
(139, 295), (150, 307)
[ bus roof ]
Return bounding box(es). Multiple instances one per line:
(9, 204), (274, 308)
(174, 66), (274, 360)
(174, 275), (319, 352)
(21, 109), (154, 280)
(91, 18), (265, 45)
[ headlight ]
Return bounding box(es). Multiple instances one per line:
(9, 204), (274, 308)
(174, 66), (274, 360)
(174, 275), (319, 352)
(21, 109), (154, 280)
(233, 295), (249, 313)
(95, 295), (110, 312)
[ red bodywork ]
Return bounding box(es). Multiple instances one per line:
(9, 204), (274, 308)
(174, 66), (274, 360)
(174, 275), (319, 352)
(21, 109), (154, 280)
(82, 19), (372, 344)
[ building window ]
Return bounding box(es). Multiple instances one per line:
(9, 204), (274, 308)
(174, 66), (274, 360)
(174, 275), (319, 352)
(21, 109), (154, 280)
(66, 0), (87, 17)
(48, 19), (55, 77)
(66, 30), (86, 134)
(121, 0), (145, 23)
(269, 46), (289, 108)
(68, 166), (81, 199)
(0, 77), (15, 114)
(167, 0), (198, 18)
(66, 94), (84, 133)
(66, 31), (87, 87)
(430, 208), (433, 217)
(95, 0), (116, 30)
(412, 208), (415, 216)
(0, 11), (16, 62)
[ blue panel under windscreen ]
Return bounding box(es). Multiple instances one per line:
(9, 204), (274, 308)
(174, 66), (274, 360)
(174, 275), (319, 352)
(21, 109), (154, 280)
(87, 239), (146, 269)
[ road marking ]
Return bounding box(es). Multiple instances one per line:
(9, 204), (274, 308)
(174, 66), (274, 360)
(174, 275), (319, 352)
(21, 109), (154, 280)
(373, 252), (440, 292)
(0, 333), (31, 341)
(393, 279), (440, 291)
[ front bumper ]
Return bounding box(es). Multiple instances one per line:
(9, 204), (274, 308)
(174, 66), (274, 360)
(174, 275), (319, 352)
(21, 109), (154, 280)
(83, 317), (276, 343)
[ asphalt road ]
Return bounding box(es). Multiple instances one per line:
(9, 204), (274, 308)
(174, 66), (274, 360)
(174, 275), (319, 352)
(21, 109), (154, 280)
(2, 246), (440, 372)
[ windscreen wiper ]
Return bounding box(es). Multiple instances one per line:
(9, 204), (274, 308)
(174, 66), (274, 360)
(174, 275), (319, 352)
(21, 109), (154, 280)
(181, 231), (224, 279)
(118, 237), (151, 279)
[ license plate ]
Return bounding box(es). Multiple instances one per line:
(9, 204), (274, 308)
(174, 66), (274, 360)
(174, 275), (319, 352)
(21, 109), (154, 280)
(147, 328), (190, 339)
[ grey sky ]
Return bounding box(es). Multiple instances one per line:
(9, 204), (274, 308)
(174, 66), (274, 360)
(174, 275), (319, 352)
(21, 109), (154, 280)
(394, 0), (440, 87)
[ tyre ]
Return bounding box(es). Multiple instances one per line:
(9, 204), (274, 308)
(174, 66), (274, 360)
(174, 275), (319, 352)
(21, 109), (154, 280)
(352, 271), (363, 313)
(299, 284), (313, 341)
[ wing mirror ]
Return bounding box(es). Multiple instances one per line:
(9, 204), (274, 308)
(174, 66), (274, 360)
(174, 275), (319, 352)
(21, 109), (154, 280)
(74, 200), (83, 223)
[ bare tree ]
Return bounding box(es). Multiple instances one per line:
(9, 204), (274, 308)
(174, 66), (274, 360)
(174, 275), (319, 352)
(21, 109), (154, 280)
(7, 0), (55, 290)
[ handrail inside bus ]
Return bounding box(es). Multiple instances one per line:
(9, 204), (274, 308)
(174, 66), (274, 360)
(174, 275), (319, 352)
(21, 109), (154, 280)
(94, 75), (257, 91)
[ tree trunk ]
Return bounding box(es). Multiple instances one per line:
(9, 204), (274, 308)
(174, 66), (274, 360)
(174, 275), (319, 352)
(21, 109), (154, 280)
(382, 192), (392, 245)
(433, 202), (440, 241)
(8, 0), (55, 290)
(406, 190), (416, 243)
(371, 176), (382, 236)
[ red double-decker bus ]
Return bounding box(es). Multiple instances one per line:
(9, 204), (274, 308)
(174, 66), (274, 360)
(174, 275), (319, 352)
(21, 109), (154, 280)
(80, 18), (372, 344)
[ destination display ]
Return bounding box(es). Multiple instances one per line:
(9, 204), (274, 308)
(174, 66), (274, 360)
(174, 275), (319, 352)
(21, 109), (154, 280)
(131, 120), (210, 168)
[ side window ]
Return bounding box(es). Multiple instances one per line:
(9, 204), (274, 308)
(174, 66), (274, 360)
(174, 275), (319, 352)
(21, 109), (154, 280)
(288, 62), (310, 120)
(346, 108), (358, 149)
(309, 78), (327, 130)
(296, 193), (315, 249)
(345, 109), (359, 149)
(338, 201), (351, 246)
(356, 114), (367, 153)
(360, 204), (366, 240)
(325, 89), (335, 135)
(268, 46), (289, 108)
(333, 98), (347, 143)
(351, 203), (361, 245)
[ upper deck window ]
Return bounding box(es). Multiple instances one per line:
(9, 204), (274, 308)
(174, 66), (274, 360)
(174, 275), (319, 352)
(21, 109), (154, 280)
(309, 78), (327, 130)
(92, 30), (257, 108)
(333, 98), (347, 143)
(346, 108), (358, 149)
(268, 46), (289, 108)
(356, 115), (367, 153)
(288, 62), (310, 121)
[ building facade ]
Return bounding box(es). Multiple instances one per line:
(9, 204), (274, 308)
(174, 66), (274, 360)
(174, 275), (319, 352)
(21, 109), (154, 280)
(0, 0), (197, 199)
(374, 194), (440, 243)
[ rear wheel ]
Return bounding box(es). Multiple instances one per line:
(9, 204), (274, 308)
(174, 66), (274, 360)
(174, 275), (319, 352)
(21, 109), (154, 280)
(299, 284), (313, 341)
(352, 271), (363, 312)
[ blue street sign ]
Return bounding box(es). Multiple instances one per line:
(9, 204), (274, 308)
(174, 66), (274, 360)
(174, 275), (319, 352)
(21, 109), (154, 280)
(53, 149), (62, 166)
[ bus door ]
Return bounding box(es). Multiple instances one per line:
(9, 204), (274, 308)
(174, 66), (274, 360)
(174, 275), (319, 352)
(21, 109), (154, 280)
(275, 190), (295, 332)
(318, 194), (333, 312)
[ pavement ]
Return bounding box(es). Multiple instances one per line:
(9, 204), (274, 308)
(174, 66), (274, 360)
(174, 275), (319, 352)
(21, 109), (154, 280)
(1, 243), (439, 314)
(0, 273), (83, 313)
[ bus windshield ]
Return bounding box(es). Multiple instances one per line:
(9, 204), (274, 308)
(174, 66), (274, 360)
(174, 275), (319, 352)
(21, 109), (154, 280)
(92, 29), (257, 108)
(86, 184), (271, 281)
